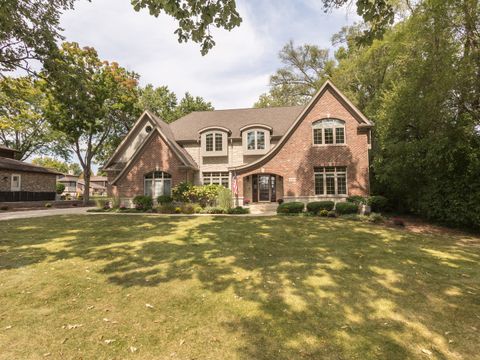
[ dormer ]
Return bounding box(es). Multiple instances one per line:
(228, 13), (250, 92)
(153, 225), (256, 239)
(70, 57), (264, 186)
(240, 124), (272, 155)
(199, 126), (230, 157)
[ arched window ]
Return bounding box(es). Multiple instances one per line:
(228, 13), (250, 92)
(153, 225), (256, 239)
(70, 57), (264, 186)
(144, 171), (172, 197)
(312, 119), (345, 145)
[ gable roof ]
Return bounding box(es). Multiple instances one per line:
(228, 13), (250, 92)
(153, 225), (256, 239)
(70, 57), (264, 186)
(0, 157), (62, 175)
(169, 105), (305, 141)
(230, 80), (372, 172)
(103, 111), (198, 173)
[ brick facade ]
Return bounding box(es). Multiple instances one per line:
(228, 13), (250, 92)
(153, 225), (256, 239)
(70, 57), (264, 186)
(236, 88), (370, 202)
(0, 170), (57, 192)
(108, 132), (193, 200)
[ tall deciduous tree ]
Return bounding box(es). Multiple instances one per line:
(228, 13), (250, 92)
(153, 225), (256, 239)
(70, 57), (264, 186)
(254, 41), (335, 107)
(32, 156), (81, 175)
(332, 0), (480, 228)
(174, 92), (213, 119)
(0, 76), (65, 160)
(43, 42), (139, 204)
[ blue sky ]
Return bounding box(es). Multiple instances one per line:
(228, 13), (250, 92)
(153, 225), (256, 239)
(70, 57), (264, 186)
(60, 0), (359, 109)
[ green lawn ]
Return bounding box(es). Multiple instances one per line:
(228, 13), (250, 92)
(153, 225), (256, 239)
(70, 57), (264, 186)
(0, 215), (479, 359)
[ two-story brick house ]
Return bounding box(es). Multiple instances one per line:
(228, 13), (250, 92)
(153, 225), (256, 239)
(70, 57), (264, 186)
(104, 80), (372, 206)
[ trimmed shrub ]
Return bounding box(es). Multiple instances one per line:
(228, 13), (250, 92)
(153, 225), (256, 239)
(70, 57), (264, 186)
(201, 207), (225, 214)
(56, 183), (65, 195)
(217, 187), (233, 210)
(346, 195), (366, 205)
(133, 195), (153, 210)
(368, 195), (389, 212)
(327, 210), (336, 217)
(157, 195), (173, 205)
(277, 202), (305, 214)
(306, 201), (334, 214)
(175, 207), (182, 214)
(319, 209), (329, 217)
(227, 206), (250, 214)
(45, 203), (52, 208)
(0, 205), (9, 211)
(194, 205), (203, 214)
(335, 202), (358, 215)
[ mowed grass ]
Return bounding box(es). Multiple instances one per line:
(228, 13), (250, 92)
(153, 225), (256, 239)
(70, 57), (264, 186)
(0, 215), (479, 360)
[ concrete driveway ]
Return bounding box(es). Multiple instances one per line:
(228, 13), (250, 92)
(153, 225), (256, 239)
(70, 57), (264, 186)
(0, 207), (94, 221)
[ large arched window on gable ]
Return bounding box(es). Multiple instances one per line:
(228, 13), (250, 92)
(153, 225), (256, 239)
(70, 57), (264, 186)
(144, 171), (172, 197)
(312, 119), (346, 145)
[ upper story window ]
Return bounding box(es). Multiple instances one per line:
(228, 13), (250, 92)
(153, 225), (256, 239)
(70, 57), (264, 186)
(205, 132), (223, 152)
(247, 130), (266, 151)
(241, 125), (271, 154)
(312, 119), (346, 145)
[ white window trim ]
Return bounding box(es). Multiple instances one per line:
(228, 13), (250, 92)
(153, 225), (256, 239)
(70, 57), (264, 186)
(11, 173), (21, 191)
(202, 171), (230, 188)
(312, 119), (346, 146)
(144, 171), (172, 198)
(313, 167), (348, 196)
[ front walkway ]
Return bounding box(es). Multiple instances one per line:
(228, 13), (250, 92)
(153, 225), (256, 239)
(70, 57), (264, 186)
(0, 207), (94, 221)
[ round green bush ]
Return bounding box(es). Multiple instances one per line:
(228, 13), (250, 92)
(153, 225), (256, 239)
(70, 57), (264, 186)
(367, 195), (389, 212)
(306, 201), (334, 214)
(56, 183), (65, 195)
(335, 202), (358, 215)
(133, 195), (153, 210)
(227, 206), (250, 214)
(277, 202), (305, 214)
(319, 209), (329, 217)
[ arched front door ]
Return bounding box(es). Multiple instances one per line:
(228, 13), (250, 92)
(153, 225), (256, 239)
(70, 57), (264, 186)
(252, 174), (276, 202)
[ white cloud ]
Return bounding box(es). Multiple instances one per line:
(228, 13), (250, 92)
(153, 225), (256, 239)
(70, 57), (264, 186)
(60, 0), (359, 109)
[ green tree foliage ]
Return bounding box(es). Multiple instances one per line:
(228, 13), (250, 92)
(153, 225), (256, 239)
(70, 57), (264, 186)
(254, 41), (335, 107)
(43, 42), (140, 204)
(31, 156), (82, 175)
(333, 0), (480, 228)
(139, 85), (213, 122)
(131, 0), (242, 55)
(0, 76), (66, 160)
(0, 0), (75, 73)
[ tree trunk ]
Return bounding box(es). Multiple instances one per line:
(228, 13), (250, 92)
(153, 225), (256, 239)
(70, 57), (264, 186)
(83, 163), (91, 206)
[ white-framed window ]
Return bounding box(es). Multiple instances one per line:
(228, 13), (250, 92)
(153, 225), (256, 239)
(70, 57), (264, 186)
(314, 167), (347, 196)
(11, 174), (21, 191)
(144, 171), (172, 197)
(205, 132), (224, 152)
(246, 130), (266, 150)
(203, 172), (229, 188)
(312, 119), (346, 145)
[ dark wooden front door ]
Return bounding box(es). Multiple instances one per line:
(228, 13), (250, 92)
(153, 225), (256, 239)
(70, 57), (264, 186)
(252, 174), (276, 202)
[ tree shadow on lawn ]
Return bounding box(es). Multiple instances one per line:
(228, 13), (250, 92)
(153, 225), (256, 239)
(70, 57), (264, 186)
(1, 215), (480, 359)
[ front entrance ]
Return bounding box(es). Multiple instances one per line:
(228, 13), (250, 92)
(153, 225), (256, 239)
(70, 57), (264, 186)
(252, 174), (276, 202)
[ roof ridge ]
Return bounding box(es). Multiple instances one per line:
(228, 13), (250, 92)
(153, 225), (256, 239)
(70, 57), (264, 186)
(183, 104), (305, 114)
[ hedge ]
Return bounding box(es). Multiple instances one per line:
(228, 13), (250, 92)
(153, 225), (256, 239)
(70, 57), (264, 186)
(367, 195), (389, 212)
(306, 201), (335, 214)
(133, 195), (153, 210)
(277, 202), (305, 214)
(335, 202), (358, 215)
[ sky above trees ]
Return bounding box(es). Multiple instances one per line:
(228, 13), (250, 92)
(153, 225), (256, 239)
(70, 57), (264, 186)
(59, 0), (359, 109)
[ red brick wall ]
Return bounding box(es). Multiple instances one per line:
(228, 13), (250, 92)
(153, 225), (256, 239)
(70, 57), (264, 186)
(110, 132), (193, 199)
(237, 88), (370, 200)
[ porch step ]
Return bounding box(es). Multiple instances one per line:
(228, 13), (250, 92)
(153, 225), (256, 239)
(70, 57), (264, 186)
(247, 203), (278, 214)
